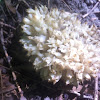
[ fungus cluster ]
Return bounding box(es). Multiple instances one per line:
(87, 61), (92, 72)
(20, 5), (100, 85)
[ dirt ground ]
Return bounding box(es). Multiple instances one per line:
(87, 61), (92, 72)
(0, 0), (100, 100)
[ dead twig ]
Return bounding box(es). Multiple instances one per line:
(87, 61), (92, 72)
(82, 1), (100, 18)
(0, 85), (17, 95)
(61, 0), (72, 12)
(0, 22), (16, 30)
(94, 11), (100, 13)
(70, 91), (93, 99)
(0, 24), (24, 99)
(94, 73), (98, 100)
(0, 64), (20, 75)
(21, 0), (31, 8)
(0, 4), (7, 18)
(0, 64), (10, 70)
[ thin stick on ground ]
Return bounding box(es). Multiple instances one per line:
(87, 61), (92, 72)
(22, 0), (31, 8)
(94, 73), (98, 100)
(0, 22), (16, 30)
(82, 1), (100, 18)
(0, 24), (23, 99)
(62, 0), (72, 12)
(70, 91), (93, 99)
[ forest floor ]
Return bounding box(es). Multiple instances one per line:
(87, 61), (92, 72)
(0, 0), (100, 100)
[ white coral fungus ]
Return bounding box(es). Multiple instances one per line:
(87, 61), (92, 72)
(20, 5), (100, 85)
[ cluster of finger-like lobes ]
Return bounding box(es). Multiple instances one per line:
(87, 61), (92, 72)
(20, 5), (100, 85)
